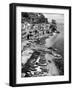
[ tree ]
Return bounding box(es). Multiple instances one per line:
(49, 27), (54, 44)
(49, 19), (57, 32)
(22, 12), (49, 24)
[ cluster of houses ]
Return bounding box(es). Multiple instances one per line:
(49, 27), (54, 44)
(21, 22), (52, 41)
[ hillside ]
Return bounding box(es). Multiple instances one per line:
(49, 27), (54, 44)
(21, 13), (64, 77)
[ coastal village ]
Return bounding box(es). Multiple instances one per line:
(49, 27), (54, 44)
(21, 13), (63, 77)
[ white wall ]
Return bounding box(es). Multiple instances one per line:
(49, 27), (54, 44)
(0, 0), (72, 89)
